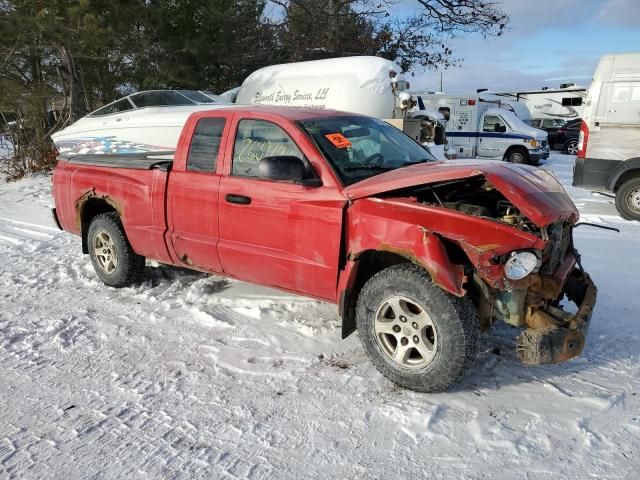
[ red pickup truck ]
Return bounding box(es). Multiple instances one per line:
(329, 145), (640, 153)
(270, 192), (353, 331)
(52, 106), (596, 392)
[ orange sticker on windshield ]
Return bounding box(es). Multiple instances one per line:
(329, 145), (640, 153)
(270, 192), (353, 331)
(325, 133), (351, 148)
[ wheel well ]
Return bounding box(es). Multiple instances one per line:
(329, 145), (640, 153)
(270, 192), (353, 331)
(503, 145), (528, 160)
(80, 198), (118, 253)
(613, 169), (640, 192)
(340, 251), (413, 339)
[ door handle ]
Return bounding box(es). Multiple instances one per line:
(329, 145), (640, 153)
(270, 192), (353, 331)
(225, 194), (251, 205)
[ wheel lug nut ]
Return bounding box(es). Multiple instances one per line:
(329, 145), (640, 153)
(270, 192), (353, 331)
(412, 322), (418, 329)
(392, 325), (401, 333)
(413, 335), (419, 344)
(399, 315), (407, 322)
(401, 337), (409, 346)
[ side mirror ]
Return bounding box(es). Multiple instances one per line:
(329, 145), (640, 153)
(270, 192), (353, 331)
(258, 156), (321, 186)
(495, 124), (507, 133)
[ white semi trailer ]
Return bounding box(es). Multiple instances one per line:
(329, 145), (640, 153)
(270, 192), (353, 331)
(232, 56), (446, 147)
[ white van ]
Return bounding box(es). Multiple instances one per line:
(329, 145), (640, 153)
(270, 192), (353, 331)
(233, 56), (446, 145)
(416, 94), (549, 164)
(573, 52), (640, 220)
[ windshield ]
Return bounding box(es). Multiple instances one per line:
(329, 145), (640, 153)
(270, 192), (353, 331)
(298, 116), (437, 185)
(200, 91), (231, 104)
(178, 90), (215, 103)
(129, 91), (195, 108)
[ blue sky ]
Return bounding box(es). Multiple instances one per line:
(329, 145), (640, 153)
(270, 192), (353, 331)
(407, 0), (640, 93)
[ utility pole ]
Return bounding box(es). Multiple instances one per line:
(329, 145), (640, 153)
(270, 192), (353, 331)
(440, 71), (443, 92)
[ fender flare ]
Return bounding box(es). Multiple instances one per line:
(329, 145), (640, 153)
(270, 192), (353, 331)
(338, 230), (466, 339)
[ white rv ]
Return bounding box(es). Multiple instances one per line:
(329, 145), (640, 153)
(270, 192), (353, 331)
(233, 56), (446, 145)
(572, 52), (640, 220)
(415, 94), (549, 164)
(492, 84), (587, 121)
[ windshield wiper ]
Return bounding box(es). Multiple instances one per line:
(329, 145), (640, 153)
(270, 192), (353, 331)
(343, 165), (393, 172)
(401, 158), (433, 167)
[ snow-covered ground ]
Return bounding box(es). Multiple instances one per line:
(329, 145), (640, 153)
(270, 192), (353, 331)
(0, 154), (638, 479)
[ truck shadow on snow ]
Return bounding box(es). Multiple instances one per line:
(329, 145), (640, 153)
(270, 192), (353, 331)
(121, 263), (614, 393)
(138, 263), (232, 294)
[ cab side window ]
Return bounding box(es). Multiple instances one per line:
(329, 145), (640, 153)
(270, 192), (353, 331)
(483, 115), (506, 132)
(186, 117), (226, 173)
(232, 119), (303, 177)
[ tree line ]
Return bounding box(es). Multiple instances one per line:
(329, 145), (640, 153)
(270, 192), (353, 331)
(0, 0), (508, 178)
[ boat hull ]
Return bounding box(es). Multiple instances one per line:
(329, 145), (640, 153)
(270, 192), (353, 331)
(51, 105), (222, 155)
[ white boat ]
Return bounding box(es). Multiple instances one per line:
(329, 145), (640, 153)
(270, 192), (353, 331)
(52, 90), (230, 155)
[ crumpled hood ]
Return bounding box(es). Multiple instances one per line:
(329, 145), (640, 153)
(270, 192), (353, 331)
(344, 161), (578, 227)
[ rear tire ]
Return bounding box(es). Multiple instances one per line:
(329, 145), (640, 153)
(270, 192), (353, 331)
(505, 147), (529, 164)
(615, 178), (640, 221)
(87, 213), (146, 287)
(564, 139), (578, 155)
(355, 264), (479, 392)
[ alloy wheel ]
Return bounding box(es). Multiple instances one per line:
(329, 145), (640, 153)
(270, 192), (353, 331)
(93, 230), (118, 274)
(374, 295), (438, 369)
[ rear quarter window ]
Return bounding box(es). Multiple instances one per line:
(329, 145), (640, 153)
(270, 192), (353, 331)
(186, 117), (226, 173)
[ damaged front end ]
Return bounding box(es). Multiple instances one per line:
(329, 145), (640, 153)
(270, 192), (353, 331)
(367, 172), (597, 365)
(417, 176), (597, 365)
(516, 269), (596, 365)
(488, 248), (596, 364)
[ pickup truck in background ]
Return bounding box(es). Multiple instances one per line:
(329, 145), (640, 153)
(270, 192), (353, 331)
(52, 106), (596, 392)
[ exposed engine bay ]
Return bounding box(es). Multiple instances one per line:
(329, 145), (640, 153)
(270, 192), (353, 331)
(386, 175), (541, 234)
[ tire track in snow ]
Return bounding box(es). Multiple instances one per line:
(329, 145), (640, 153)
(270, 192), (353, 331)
(0, 216), (57, 244)
(0, 215), (61, 232)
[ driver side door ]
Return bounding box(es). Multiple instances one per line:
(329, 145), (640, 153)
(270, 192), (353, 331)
(478, 114), (507, 158)
(217, 116), (346, 300)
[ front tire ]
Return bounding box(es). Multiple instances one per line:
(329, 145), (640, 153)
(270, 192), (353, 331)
(505, 147), (529, 164)
(615, 178), (640, 221)
(356, 264), (479, 392)
(87, 213), (146, 287)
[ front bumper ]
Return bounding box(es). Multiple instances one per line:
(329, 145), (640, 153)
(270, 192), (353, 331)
(516, 269), (596, 365)
(529, 147), (550, 163)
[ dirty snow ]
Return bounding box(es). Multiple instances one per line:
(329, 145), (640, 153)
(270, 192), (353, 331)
(0, 153), (639, 479)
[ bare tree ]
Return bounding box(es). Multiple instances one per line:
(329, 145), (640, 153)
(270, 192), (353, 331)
(269, 0), (509, 71)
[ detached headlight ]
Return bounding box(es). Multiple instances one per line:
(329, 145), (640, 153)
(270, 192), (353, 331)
(504, 251), (539, 280)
